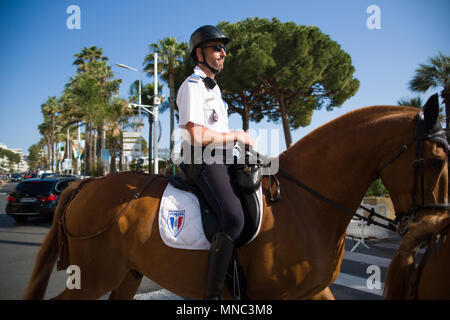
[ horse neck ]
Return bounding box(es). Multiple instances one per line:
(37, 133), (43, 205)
(278, 107), (417, 229)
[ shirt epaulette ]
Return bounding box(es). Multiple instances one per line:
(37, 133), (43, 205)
(188, 74), (200, 83)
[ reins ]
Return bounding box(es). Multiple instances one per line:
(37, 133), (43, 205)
(250, 110), (450, 234)
(249, 149), (397, 232)
(276, 167), (397, 231)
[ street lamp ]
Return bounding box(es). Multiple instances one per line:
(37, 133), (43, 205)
(116, 55), (160, 174)
(128, 103), (159, 174)
(115, 63), (143, 129)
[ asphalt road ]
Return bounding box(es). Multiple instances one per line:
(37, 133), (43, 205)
(0, 181), (161, 299)
(0, 181), (405, 300)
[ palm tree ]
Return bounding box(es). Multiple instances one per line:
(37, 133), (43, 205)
(41, 96), (61, 172)
(409, 52), (450, 137)
(143, 38), (188, 156)
(38, 119), (51, 170)
(27, 140), (47, 171)
(397, 96), (423, 108)
(67, 47), (121, 175)
(104, 96), (134, 173)
(34, 46), (123, 176)
(73, 46), (109, 73)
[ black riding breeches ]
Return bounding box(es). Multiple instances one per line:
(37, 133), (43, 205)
(192, 163), (245, 241)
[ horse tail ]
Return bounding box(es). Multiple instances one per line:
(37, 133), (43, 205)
(383, 215), (449, 299)
(22, 183), (79, 300)
(22, 210), (59, 299)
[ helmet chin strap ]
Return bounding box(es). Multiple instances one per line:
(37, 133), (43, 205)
(199, 48), (220, 75)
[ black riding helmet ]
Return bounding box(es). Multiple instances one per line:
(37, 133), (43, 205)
(189, 25), (230, 74)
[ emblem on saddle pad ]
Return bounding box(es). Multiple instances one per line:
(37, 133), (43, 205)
(167, 210), (185, 237)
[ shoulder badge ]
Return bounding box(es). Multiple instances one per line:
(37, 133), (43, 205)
(188, 74), (200, 84)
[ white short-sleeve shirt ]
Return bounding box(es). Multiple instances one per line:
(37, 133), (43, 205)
(177, 66), (229, 133)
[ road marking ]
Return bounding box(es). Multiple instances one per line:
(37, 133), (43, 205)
(333, 272), (383, 296)
(9, 212), (40, 215)
(371, 242), (399, 250)
(372, 241), (425, 254)
(134, 289), (185, 300)
(134, 272), (385, 300)
(135, 248), (399, 299)
(344, 251), (391, 268)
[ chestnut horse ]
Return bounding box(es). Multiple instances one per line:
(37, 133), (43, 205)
(23, 100), (449, 300)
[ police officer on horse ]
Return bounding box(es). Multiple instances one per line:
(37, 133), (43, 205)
(176, 25), (254, 299)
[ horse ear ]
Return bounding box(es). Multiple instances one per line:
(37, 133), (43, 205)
(423, 93), (440, 132)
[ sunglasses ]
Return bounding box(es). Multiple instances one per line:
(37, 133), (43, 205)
(203, 44), (227, 53)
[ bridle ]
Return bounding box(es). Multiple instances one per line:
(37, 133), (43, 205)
(252, 110), (450, 235)
(377, 110), (450, 234)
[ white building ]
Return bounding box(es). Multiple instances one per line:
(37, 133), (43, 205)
(0, 143), (29, 173)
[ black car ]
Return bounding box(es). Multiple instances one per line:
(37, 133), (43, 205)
(10, 173), (22, 182)
(24, 172), (38, 179)
(6, 177), (78, 222)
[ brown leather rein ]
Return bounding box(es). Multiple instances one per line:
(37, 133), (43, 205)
(252, 111), (450, 235)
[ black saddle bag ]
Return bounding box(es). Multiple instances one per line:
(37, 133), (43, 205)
(229, 163), (262, 194)
(180, 142), (263, 194)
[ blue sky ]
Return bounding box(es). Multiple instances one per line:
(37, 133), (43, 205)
(0, 0), (449, 156)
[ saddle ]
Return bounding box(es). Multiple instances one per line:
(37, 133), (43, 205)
(168, 162), (262, 248)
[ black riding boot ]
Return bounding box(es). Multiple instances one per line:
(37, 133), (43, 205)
(204, 232), (235, 300)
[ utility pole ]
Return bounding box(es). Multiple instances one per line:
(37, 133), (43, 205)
(153, 53), (159, 174)
(66, 128), (70, 174)
(77, 121), (81, 176)
(119, 55), (160, 175)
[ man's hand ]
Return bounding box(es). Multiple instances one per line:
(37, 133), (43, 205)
(183, 122), (255, 148)
(234, 131), (255, 148)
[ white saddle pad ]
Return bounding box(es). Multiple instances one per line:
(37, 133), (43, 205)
(159, 183), (263, 250)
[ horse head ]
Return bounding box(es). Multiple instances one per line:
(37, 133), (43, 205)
(378, 93), (449, 236)
(381, 94), (450, 299)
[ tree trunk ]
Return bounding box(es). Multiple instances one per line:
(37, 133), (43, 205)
(242, 91), (249, 131)
(169, 71), (175, 156)
(51, 114), (55, 172)
(269, 79), (293, 148)
(148, 114), (153, 173)
(442, 87), (450, 142)
(110, 143), (117, 174)
(47, 139), (51, 170)
(119, 148), (123, 172)
(84, 123), (91, 175)
(243, 107), (249, 132)
(67, 132), (72, 160)
(93, 127), (98, 166)
(99, 124), (105, 153)
(279, 96), (293, 148)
